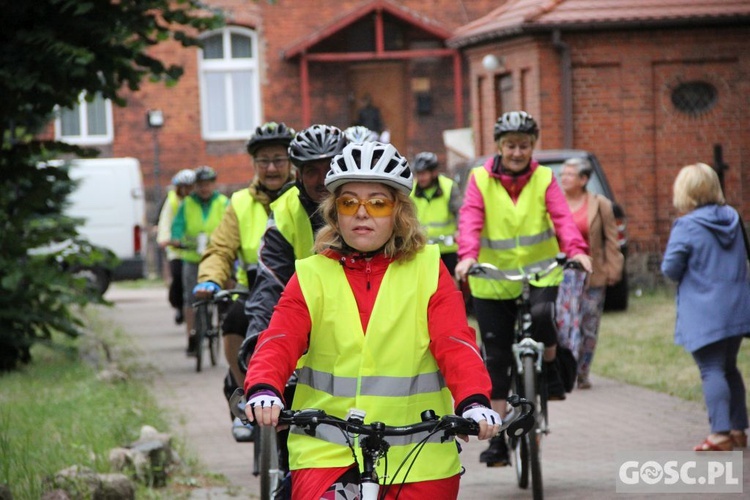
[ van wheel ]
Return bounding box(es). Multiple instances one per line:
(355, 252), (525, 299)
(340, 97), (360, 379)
(73, 266), (111, 296)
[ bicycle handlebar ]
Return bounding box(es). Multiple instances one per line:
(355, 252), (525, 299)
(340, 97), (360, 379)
(230, 390), (535, 441)
(467, 252), (583, 283)
(192, 288), (249, 307)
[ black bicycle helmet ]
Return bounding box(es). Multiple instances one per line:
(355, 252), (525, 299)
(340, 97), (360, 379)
(493, 111), (539, 141)
(412, 152), (438, 173)
(246, 122), (296, 156)
(326, 141), (412, 195)
(194, 165), (217, 182)
(289, 124), (347, 167)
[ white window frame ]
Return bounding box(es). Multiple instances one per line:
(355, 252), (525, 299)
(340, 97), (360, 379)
(54, 92), (114, 145)
(198, 26), (262, 141)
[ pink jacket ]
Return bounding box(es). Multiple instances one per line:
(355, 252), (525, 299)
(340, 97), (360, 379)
(458, 156), (589, 260)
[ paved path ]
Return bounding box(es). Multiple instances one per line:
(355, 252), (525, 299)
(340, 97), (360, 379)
(101, 284), (749, 499)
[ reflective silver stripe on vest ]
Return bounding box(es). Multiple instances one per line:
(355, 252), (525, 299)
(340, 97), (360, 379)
(290, 424), (452, 446)
(297, 367), (446, 398)
(471, 257), (557, 282)
(481, 227), (555, 251)
(425, 221), (453, 228)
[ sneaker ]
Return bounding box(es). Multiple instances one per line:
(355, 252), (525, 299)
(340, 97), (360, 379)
(545, 361), (567, 401)
(174, 309), (184, 325)
(577, 375), (592, 390)
(232, 417), (254, 442)
(479, 433), (509, 467)
(186, 332), (198, 357)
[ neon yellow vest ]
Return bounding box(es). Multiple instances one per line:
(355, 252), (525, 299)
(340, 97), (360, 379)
(269, 186), (314, 259)
(410, 175), (458, 254)
(230, 189), (268, 287)
(468, 166), (561, 299)
(290, 245), (460, 483)
(182, 194), (228, 263)
(166, 190), (183, 259)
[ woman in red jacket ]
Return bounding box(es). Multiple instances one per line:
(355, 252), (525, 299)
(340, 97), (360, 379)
(244, 141), (500, 499)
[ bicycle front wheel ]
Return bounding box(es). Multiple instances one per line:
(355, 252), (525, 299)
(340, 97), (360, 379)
(522, 355), (543, 500)
(194, 304), (211, 372)
(259, 426), (282, 500)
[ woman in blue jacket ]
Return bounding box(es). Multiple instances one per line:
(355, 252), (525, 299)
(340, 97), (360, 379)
(661, 162), (750, 451)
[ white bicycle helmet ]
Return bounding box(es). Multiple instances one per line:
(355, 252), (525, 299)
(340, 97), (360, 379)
(343, 125), (377, 144)
(172, 169), (196, 186)
(325, 141), (412, 195)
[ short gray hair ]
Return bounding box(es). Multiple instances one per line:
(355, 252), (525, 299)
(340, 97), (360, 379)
(562, 157), (592, 179)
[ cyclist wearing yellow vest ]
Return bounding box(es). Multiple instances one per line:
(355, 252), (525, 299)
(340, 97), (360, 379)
(244, 141), (499, 499)
(170, 165), (229, 355)
(192, 122), (295, 442)
(410, 151), (461, 277)
(156, 169), (195, 325)
(454, 111), (592, 467)
(240, 125), (347, 362)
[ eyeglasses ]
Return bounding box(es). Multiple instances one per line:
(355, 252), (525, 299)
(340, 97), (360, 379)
(255, 157), (290, 169)
(336, 196), (395, 217)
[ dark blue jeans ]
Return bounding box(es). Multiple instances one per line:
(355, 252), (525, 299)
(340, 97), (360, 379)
(691, 336), (748, 434)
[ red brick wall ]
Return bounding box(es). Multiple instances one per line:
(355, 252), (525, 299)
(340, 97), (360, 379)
(463, 24), (750, 257)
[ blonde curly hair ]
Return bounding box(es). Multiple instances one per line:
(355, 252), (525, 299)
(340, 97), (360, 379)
(313, 184), (426, 261)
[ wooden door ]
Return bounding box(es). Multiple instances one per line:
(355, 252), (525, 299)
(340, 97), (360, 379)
(349, 63), (406, 151)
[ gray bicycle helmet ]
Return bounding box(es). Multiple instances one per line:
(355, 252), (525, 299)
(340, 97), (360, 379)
(194, 165), (217, 182)
(172, 169), (196, 186)
(246, 122), (296, 156)
(326, 141), (412, 195)
(343, 125), (377, 144)
(493, 111), (539, 141)
(289, 124), (347, 167)
(412, 152), (438, 173)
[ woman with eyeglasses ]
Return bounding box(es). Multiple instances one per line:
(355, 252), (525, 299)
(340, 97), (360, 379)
(193, 121), (295, 441)
(243, 141), (500, 499)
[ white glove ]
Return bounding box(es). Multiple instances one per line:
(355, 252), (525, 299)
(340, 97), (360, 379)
(247, 392), (284, 410)
(462, 404), (501, 426)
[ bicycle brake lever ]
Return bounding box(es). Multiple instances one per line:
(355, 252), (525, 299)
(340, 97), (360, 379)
(229, 388), (250, 424)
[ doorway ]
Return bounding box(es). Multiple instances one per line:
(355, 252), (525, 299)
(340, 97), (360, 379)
(349, 63), (406, 151)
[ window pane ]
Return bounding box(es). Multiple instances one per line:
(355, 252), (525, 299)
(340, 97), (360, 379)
(203, 34), (224, 59)
(231, 34), (252, 58)
(60, 106), (81, 136)
(206, 73), (227, 132)
(86, 94), (107, 135)
(232, 71), (254, 130)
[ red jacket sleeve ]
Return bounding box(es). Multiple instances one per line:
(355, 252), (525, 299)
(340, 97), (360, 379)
(244, 273), (310, 403)
(428, 261), (492, 410)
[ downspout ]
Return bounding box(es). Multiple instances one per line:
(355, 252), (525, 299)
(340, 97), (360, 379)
(552, 29), (573, 149)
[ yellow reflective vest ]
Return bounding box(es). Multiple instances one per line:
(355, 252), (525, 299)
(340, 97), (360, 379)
(269, 186), (314, 259)
(181, 193), (229, 263)
(410, 175), (458, 254)
(290, 245), (460, 483)
(468, 166), (561, 299)
(230, 189), (268, 287)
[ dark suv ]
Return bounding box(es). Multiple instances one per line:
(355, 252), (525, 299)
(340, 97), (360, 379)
(450, 149), (629, 311)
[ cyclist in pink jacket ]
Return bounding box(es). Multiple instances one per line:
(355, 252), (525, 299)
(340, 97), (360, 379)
(454, 111), (592, 466)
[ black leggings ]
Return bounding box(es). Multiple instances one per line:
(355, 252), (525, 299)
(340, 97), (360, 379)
(168, 259), (184, 310)
(473, 286), (558, 400)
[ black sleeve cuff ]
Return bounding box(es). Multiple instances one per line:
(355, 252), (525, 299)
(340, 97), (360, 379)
(455, 394), (492, 415)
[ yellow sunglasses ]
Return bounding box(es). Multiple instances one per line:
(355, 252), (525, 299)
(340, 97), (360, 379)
(335, 196), (395, 217)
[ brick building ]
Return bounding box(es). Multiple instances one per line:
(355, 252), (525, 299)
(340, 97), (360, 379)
(50, 0), (750, 271)
(448, 0), (750, 262)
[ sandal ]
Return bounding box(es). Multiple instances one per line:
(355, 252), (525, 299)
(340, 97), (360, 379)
(730, 431), (747, 448)
(693, 436), (733, 452)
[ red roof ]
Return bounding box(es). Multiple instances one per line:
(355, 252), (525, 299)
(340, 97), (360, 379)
(449, 0), (750, 47)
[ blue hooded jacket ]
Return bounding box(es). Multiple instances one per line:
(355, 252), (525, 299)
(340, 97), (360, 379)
(661, 204), (750, 352)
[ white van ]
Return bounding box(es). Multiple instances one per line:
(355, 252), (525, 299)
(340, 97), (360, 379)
(65, 157), (148, 287)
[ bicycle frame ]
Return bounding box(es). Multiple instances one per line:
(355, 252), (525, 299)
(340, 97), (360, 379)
(230, 390), (534, 500)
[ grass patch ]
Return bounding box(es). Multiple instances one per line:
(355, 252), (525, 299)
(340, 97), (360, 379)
(0, 309), (223, 499)
(596, 288), (750, 402)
